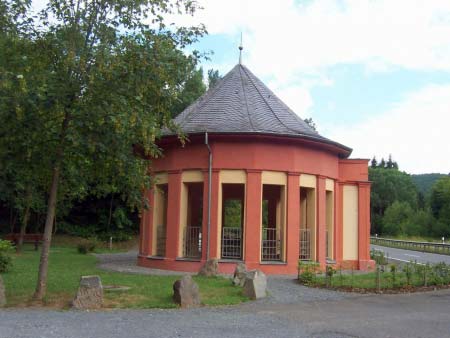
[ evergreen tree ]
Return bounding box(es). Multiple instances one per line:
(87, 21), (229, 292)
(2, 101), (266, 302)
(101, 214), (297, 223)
(370, 157), (378, 168)
(386, 154), (394, 169)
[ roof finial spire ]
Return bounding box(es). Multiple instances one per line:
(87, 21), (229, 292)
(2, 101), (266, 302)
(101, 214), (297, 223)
(239, 32), (243, 64)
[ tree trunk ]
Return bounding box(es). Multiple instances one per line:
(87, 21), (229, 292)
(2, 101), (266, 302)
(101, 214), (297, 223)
(33, 164), (60, 300)
(34, 112), (70, 301)
(107, 194), (114, 232)
(17, 188), (32, 253)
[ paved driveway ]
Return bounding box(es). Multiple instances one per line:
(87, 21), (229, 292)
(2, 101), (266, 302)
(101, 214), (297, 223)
(371, 244), (450, 265)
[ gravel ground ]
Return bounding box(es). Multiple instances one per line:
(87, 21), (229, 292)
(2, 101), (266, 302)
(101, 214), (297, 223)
(94, 251), (192, 276)
(2, 252), (449, 338)
(1, 290), (450, 338)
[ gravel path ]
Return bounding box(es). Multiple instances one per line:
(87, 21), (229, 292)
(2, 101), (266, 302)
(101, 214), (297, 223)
(2, 252), (449, 338)
(1, 290), (450, 338)
(95, 251), (191, 276)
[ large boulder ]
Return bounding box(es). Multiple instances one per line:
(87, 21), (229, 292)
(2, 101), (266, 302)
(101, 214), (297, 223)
(173, 275), (201, 308)
(232, 262), (247, 287)
(198, 259), (219, 277)
(72, 275), (103, 310)
(0, 275), (5, 307)
(243, 270), (267, 300)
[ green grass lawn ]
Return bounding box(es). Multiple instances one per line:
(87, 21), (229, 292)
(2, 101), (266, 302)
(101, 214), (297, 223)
(1, 245), (248, 309)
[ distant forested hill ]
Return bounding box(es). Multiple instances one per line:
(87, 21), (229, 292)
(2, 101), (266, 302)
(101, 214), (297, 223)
(411, 173), (448, 194)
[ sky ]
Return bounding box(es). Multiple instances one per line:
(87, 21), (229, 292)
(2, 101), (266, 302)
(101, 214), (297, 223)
(31, 0), (450, 174)
(168, 0), (450, 174)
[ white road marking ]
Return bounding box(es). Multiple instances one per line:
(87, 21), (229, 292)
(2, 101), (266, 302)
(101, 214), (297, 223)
(389, 257), (425, 265)
(404, 254), (420, 258)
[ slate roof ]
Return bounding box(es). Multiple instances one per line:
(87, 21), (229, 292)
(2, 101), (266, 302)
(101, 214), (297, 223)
(167, 64), (351, 155)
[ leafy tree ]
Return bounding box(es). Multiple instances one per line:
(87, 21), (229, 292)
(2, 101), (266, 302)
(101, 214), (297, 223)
(207, 68), (221, 89)
(430, 177), (450, 236)
(304, 118), (317, 131)
(0, 0), (205, 300)
(382, 201), (414, 236)
(369, 167), (418, 234)
(171, 67), (206, 117)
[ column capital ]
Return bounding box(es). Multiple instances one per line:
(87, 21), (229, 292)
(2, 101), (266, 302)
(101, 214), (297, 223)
(167, 169), (182, 175)
(246, 169), (262, 174)
(287, 171), (301, 177)
(358, 181), (372, 188)
(202, 168), (220, 173)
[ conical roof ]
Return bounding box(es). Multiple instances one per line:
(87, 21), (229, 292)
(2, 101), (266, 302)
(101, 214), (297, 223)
(168, 64), (351, 155)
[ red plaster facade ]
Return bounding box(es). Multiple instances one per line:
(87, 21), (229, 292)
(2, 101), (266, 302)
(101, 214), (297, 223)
(138, 134), (375, 275)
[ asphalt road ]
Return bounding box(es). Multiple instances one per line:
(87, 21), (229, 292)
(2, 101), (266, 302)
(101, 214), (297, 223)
(371, 244), (450, 265)
(1, 288), (450, 338)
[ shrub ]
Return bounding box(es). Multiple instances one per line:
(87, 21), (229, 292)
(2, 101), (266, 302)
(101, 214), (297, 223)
(0, 239), (14, 272)
(77, 240), (97, 254)
(370, 249), (388, 265)
(298, 261), (319, 285)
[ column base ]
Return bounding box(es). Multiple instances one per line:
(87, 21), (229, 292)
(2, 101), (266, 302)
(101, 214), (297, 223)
(358, 259), (376, 271)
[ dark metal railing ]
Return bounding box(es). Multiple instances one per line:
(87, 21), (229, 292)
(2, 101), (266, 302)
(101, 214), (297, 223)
(371, 237), (450, 256)
(156, 224), (166, 257)
(221, 227), (242, 259)
(299, 228), (311, 260)
(261, 228), (281, 261)
(183, 226), (202, 258)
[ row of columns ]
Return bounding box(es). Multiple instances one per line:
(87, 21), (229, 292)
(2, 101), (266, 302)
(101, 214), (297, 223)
(140, 169), (371, 270)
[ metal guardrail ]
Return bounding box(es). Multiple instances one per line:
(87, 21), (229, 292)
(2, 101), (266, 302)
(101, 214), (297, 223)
(371, 237), (450, 256)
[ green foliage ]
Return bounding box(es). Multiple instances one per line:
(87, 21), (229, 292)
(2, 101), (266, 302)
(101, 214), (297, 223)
(430, 176), (450, 237)
(304, 118), (317, 131)
(223, 199), (242, 228)
(370, 249), (388, 265)
(382, 201), (414, 236)
(0, 0), (209, 252)
(411, 173), (447, 195)
(171, 67), (207, 117)
(0, 239), (14, 272)
(207, 69), (221, 89)
(76, 240), (96, 254)
(369, 167), (418, 234)
(298, 261), (319, 285)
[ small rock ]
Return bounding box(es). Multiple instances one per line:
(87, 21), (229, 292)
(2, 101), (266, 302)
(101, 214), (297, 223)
(232, 262), (247, 286)
(198, 259), (219, 277)
(243, 270), (267, 300)
(72, 275), (103, 310)
(0, 275), (5, 307)
(173, 275), (201, 308)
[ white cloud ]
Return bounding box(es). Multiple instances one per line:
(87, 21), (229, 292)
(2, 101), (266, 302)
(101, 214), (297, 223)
(168, 0), (450, 136)
(171, 0), (450, 73)
(326, 84), (450, 174)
